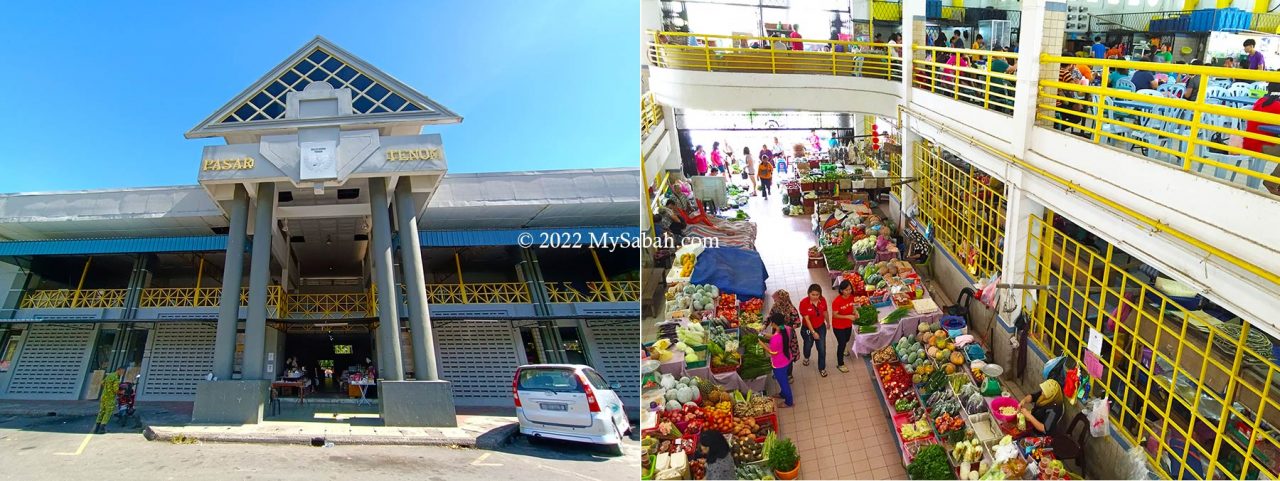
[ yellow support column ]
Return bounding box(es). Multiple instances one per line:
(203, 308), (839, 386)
(71, 256), (93, 308)
(455, 251), (468, 304)
(589, 248), (615, 302)
(193, 255), (204, 307)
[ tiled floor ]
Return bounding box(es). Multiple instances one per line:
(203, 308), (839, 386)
(739, 187), (910, 480)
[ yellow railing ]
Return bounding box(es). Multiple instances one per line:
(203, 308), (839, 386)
(887, 148), (903, 198)
(915, 141), (1007, 280)
(1037, 55), (1280, 196)
(911, 45), (1019, 115)
(19, 288), (128, 309)
(642, 92), (663, 136)
(648, 31), (899, 80)
(286, 292), (371, 318)
(544, 281), (639, 303)
(1024, 214), (1280, 480)
(139, 287), (222, 308)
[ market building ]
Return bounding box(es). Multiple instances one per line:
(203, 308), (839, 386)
(641, 0), (1280, 479)
(0, 37), (640, 427)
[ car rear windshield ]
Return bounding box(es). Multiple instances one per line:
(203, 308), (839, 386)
(518, 368), (582, 393)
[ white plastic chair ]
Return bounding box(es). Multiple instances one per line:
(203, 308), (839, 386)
(1158, 82), (1186, 100)
(1115, 78), (1136, 91)
(1203, 86), (1229, 105)
(1226, 85), (1252, 99)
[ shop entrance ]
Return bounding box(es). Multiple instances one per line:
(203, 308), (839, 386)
(517, 321), (590, 365)
(283, 331), (374, 398)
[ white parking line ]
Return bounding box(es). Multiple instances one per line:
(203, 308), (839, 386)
(470, 452), (502, 466)
(537, 463), (601, 481)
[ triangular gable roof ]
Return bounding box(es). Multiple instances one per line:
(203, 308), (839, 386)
(186, 36), (460, 138)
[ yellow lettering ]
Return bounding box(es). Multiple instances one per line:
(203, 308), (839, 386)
(202, 157), (256, 171)
(386, 148), (442, 162)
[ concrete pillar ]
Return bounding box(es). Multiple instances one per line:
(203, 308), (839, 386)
(1011, 0), (1065, 154)
(212, 185), (249, 380)
(641, 0), (662, 66)
(900, 127), (921, 213)
(900, 0), (925, 105)
(394, 179), (438, 381)
(242, 182), (274, 381)
(999, 186), (1047, 315)
(369, 178), (404, 381)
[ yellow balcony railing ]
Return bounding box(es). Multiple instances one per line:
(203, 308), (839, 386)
(139, 287), (222, 308)
(1037, 55), (1280, 197)
(911, 44), (1019, 116)
(871, 0), (901, 22)
(544, 281), (639, 303)
(19, 288), (128, 309)
(1024, 214), (1280, 480)
(915, 141), (1007, 280)
(285, 292), (370, 318)
(642, 92), (663, 136)
(648, 31), (899, 80)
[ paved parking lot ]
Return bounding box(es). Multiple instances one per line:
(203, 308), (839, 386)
(0, 409), (640, 481)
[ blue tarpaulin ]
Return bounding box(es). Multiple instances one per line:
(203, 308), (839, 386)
(689, 247), (769, 300)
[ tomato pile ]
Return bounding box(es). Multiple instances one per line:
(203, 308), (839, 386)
(718, 294), (739, 325)
(934, 412), (965, 434)
(659, 404), (704, 425)
(840, 272), (866, 294)
(877, 362), (915, 402)
(705, 408), (733, 433)
(740, 298), (763, 314)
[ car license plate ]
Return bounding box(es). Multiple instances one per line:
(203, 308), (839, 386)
(540, 403), (568, 411)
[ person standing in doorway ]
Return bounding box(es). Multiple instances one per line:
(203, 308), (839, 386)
(789, 24), (803, 51)
(830, 280), (857, 373)
(807, 129), (822, 153)
(93, 368), (124, 434)
(798, 283), (829, 377)
(710, 141), (723, 174)
(757, 153), (774, 199)
(1244, 39), (1266, 70)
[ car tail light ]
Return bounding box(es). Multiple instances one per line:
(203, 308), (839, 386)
(578, 373), (600, 413)
(512, 369), (521, 408)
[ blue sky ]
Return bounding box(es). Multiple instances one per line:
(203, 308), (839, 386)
(0, 1), (637, 193)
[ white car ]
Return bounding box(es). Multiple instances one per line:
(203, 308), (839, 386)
(513, 364), (631, 453)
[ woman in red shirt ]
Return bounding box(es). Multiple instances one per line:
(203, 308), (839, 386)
(1244, 83), (1280, 195)
(798, 284), (830, 377)
(830, 280), (858, 373)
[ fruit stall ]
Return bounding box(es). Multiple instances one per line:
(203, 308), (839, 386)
(869, 321), (1081, 480)
(641, 373), (801, 480)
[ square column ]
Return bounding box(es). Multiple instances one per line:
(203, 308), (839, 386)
(242, 182), (275, 380)
(1012, 0), (1066, 154)
(999, 186), (1047, 315)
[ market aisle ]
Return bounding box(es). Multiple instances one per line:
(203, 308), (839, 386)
(739, 191), (909, 480)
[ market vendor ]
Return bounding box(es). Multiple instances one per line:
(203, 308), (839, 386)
(904, 228), (930, 264)
(1019, 379), (1065, 435)
(659, 199), (687, 238)
(699, 430), (736, 480)
(830, 280), (857, 373)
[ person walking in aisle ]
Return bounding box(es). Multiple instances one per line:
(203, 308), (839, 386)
(743, 146), (757, 195)
(798, 283), (829, 377)
(757, 153), (774, 199)
(830, 280), (857, 373)
(759, 313), (794, 408)
(789, 24), (803, 51)
(768, 290), (802, 382)
(710, 141), (724, 175)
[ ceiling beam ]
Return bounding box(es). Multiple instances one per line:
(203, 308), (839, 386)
(276, 204), (371, 219)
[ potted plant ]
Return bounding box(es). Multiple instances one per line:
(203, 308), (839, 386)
(766, 436), (800, 479)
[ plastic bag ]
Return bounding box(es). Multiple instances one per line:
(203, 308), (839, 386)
(1085, 397), (1110, 437)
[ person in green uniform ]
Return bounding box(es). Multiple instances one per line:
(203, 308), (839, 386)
(94, 368), (123, 434)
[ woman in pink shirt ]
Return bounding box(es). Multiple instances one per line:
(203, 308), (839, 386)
(759, 313), (794, 407)
(694, 145), (708, 176)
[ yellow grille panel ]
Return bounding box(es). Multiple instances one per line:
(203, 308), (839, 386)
(914, 141), (1007, 280)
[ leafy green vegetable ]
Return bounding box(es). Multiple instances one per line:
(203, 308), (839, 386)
(738, 330), (772, 379)
(883, 307), (911, 324)
(906, 444), (955, 480)
(856, 305), (879, 326)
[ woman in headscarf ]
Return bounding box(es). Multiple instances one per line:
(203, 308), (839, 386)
(698, 430), (736, 480)
(93, 368), (124, 434)
(769, 290), (802, 382)
(1019, 379), (1065, 434)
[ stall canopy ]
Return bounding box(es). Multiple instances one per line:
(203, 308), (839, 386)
(689, 247), (769, 300)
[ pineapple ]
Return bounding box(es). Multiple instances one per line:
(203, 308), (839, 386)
(696, 376), (714, 400)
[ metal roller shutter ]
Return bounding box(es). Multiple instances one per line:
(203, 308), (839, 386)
(6, 323), (95, 399)
(586, 320), (639, 406)
(435, 322), (519, 406)
(142, 322), (215, 400)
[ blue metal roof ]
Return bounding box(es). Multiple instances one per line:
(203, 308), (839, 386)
(0, 235), (230, 256)
(420, 227), (640, 247)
